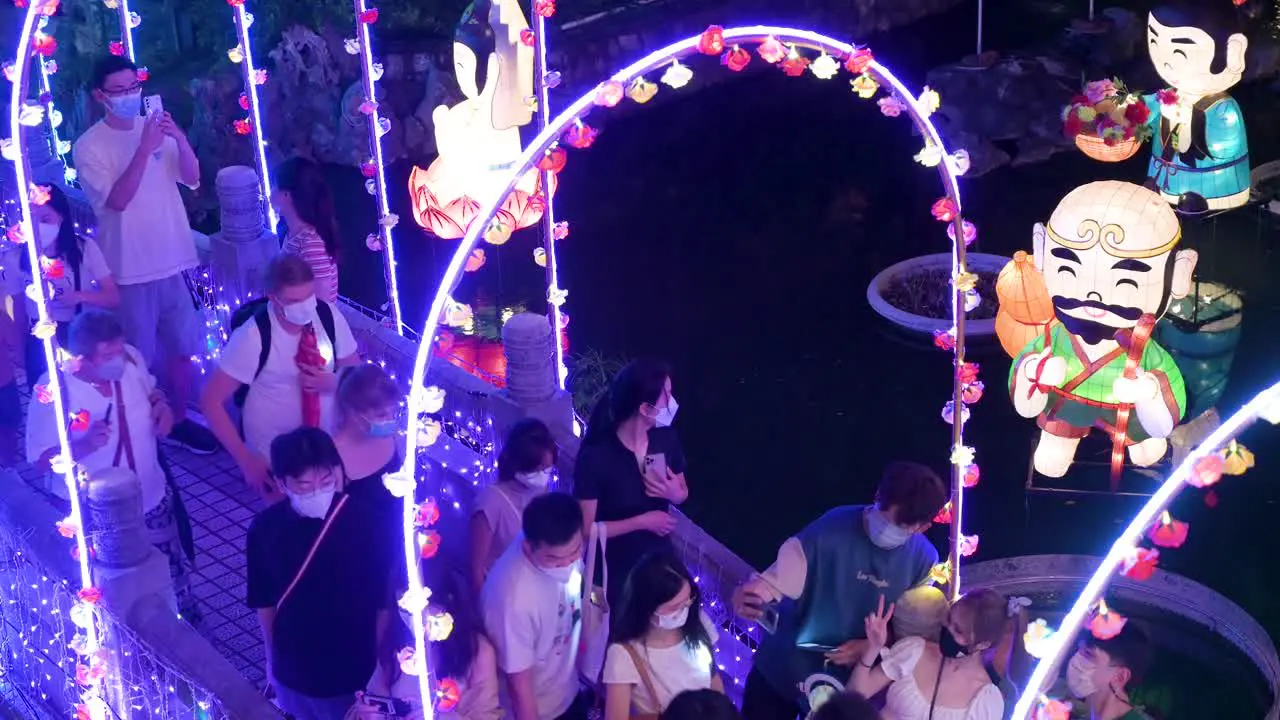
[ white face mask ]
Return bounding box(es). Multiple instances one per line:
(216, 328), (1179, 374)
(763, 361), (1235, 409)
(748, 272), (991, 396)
(653, 605), (690, 630)
(107, 91), (142, 119)
(37, 222), (60, 250)
(288, 488), (335, 519)
(278, 294), (318, 325)
(654, 396), (679, 427)
(515, 469), (552, 488)
(1066, 651), (1114, 699)
(537, 560), (579, 584)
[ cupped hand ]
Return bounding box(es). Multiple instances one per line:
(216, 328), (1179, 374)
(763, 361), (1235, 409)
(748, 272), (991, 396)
(637, 509), (676, 536)
(240, 453), (282, 502)
(824, 638), (869, 667)
(138, 113), (165, 154)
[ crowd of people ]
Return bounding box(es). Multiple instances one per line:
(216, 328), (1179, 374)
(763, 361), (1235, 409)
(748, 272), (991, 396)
(0, 53), (1166, 720)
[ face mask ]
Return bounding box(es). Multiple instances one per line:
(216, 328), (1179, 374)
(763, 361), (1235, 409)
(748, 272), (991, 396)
(96, 355), (127, 382)
(515, 469), (552, 488)
(288, 488), (336, 519)
(654, 396), (679, 427)
(1066, 652), (1114, 699)
(278, 295), (318, 325)
(537, 560), (579, 584)
(866, 508), (913, 550)
(939, 626), (968, 659)
(37, 222), (60, 250)
(367, 419), (397, 438)
(653, 605), (690, 630)
(107, 92), (142, 119)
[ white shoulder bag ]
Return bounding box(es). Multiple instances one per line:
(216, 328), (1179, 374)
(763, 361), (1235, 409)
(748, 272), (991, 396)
(579, 521), (609, 684)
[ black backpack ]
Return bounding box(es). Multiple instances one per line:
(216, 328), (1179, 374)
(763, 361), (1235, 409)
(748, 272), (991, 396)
(226, 297), (339, 408)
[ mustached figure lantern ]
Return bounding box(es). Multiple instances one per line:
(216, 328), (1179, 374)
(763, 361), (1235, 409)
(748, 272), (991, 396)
(409, 0), (557, 239)
(1144, 2), (1251, 214)
(1008, 182), (1197, 482)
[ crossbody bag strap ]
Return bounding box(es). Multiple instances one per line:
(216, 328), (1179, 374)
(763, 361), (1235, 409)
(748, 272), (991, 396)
(276, 494), (350, 613)
(623, 643), (662, 713)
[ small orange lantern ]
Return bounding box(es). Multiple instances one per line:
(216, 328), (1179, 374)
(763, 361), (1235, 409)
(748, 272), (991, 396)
(995, 251), (1055, 357)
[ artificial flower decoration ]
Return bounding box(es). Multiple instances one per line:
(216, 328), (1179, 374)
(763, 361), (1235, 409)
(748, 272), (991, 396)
(227, 0), (244, 5)
(626, 76), (659, 104)
(779, 46), (810, 77)
(359, 99), (379, 115)
(18, 104), (45, 127)
(364, 233), (382, 251)
(956, 361), (980, 384)
(35, 384), (53, 404)
(851, 73), (879, 99)
(29, 184), (51, 205)
(941, 400), (969, 426)
(58, 347), (82, 374)
(40, 256), (65, 282)
(931, 197), (959, 222)
(397, 647), (419, 676)
(947, 149), (972, 176)
(436, 678), (462, 711)
(1, 64), (16, 83)
(950, 444), (975, 467)
(810, 53), (839, 80)
(756, 36), (786, 64)
(913, 142), (942, 167)
(427, 611), (455, 641)
(382, 470), (415, 499)
(698, 25), (725, 55)
(534, 0), (555, 17)
(1219, 440), (1254, 476)
(415, 498), (440, 528)
(660, 61), (693, 89)
(233, 118), (252, 135)
(358, 8), (379, 23)
(1189, 454), (1224, 488)
(253, 68), (268, 85)
(344, 38), (360, 55)
(565, 122), (599, 148)
(56, 139), (71, 155)
(721, 46), (750, 72)
(419, 530), (442, 559)
(533, 247), (547, 267)
(958, 534), (979, 557)
(844, 46), (874, 74)
(962, 464), (980, 488)
(360, 161), (377, 178)
(0, 140), (18, 162)
(442, 298), (474, 329)
(1032, 696), (1072, 720)
(519, 28), (535, 47)
(918, 86), (941, 116)
(127, 11), (141, 28)
(483, 217), (512, 245)
(227, 45), (244, 63)
(56, 516), (78, 539)
(933, 329), (956, 351)
(419, 385), (447, 414)
(370, 62), (384, 82)
(4, 223), (26, 245)
(77, 587), (102, 604)
(880, 95), (911, 117)
(69, 410), (90, 432)
(1022, 619), (1058, 659)
(553, 221), (569, 240)
(34, 33), (57, 57)
(537, 147), (567, 173)
(953, 271), (979, 294)
(134, 67), (148, 82)
(1088, 600), (1126, 640)
(933, 501), (953, 524)
(50, 452), (73, 475)
(238, 93), (250, 110)
(465, 248), (486, 272)
(961, 380), (985, 405)
(378, 213), (399, 230)
(1120, 547), (1159, 581)
(1156, 88), (1178, 106)
(1148, 510), (1188, 549)
(102, 0), (119, 7)
(593, 80), (624, 107)
(418, 417), (442, 447)
(33, 318), (57, 340)
(927, 560), (951, 585)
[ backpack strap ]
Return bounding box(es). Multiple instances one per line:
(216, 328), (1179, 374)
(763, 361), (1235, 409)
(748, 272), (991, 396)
(316, 300), (338, 362)
(252, 306), (272, 380)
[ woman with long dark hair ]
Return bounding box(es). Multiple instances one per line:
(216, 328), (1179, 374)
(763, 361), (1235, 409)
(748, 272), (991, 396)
(576, 358), (688, 607)
(271, 157), (340, 303)
(602, 550), (722, 720)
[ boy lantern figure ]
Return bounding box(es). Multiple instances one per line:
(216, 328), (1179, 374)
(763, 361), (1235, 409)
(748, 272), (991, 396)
(1009, 182), (1196, 482)
(1144, 3), (1251, 214)
(408, 0), (556, 239)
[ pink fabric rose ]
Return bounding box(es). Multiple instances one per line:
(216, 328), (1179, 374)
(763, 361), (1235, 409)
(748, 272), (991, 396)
(1084, 79), (1116, 104)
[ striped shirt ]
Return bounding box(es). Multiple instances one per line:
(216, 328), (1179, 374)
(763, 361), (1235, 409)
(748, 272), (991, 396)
(282, 224), (338, 303)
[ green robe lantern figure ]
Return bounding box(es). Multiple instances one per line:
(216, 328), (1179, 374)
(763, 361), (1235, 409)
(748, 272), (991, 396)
(1009, 182), (1197, 481)
(1144, 3), (1251, 215)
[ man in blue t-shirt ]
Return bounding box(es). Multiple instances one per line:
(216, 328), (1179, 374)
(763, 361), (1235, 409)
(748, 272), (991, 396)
(731, 461), (948, 720)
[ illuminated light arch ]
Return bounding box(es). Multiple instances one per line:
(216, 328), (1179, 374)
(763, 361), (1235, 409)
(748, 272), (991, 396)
(110, 0), (139, 63)
(229, 0), (278, 232)
(1011, 378), (1280, 720)
(395, 25), (979, 710)
(7, 0), (109, 714)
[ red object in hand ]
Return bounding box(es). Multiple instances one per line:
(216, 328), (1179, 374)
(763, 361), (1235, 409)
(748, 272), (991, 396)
(698, 25), (725, 55)
(69, 410), (90, 432)
(844, 47), (874, 74)
(533, 0), (556, 17)
(519, 29), (535, 47)
(358, 8), (379, 23)
(536, 147), (567, 173)
(721, 47), (750, 72)
(233, 118), (253, 135)
(296, 324), (324, 428)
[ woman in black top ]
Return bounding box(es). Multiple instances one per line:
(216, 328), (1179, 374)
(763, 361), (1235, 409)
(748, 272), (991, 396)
(332, 365), (402, 548)
(575, 358), (689, 607)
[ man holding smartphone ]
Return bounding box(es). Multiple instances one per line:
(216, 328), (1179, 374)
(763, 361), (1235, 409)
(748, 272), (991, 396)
(72, 55), (218, 456)
(731, 462), (947, 720)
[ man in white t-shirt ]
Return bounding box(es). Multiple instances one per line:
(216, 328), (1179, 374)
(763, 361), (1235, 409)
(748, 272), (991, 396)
(25, 310), (196, 616)
(201, 254), (358, 502)
(483, 492), (587, 720)
(72, 55), (217, 455)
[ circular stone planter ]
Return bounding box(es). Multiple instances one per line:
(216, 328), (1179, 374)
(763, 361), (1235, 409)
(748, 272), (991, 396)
(866, 252), (1009, 340)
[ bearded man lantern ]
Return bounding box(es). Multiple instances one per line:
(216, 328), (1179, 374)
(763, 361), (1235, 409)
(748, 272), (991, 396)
(409, 0), (556, 239)
(1144, 2), (1251, 214)
(1008, 182), (1197, 481)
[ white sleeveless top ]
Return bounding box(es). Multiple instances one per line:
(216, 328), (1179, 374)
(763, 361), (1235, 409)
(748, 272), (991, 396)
(880, 637), (1004, 720)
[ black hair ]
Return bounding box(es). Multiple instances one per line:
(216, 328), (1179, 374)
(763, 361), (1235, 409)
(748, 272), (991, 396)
(1149, 2), (1243, 75)
(521, 492), (582, 548)
(583, 358), (671, 446)
(1082, 622), (1154, 686)
(661, 690), (739, 720)
(90, 55), (138, 91)
(423, 559), (480, 679)
(337, 363), (399, 418)
(273, 157), (341, 262)
(67, 309), (124, 358)
(22, 184), (83, 287)
(270, 427), (343, 481)
(455, 1), (496, 94)
(497, 418), (558, 484)
(611, 549), (712, 652)
(811, 693), (879, 720)
(875, 461), (948, 526)
(264, 253), (315, 294)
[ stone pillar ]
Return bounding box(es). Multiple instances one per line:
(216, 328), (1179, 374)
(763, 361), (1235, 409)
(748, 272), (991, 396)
(209, 165), (279, 316)
(501, 312), (574, 433)
(85, 467), (176, 618)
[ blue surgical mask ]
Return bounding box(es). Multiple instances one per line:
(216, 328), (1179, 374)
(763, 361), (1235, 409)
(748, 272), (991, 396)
(866, 508), (913, 550)
(108, 92), (143, 120)
(654, 396), (679, 427)
(367, 419), (398, 438)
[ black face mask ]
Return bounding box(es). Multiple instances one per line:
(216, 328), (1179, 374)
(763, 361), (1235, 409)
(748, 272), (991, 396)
(939, 627), (968, 658)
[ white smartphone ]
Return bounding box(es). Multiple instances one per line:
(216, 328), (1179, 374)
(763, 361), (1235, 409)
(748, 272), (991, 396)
(143, 94), (163, 117)
(644, 453), (668, 479)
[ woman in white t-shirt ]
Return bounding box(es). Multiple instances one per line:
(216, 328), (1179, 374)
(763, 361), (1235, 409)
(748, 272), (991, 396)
(468, 418), (557, 594)
(603, 550), (723, 720)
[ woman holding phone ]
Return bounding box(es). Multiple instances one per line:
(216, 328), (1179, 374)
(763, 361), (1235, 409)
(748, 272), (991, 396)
(575, 358), (688, 607)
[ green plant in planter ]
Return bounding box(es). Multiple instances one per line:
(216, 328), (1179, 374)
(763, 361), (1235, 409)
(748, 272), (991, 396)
(569, 350), (629, 420)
